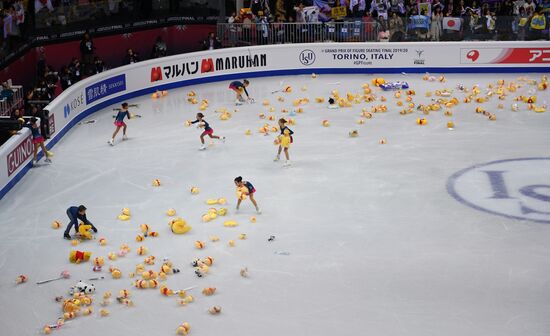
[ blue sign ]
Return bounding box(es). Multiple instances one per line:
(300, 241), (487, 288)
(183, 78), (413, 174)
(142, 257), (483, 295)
(85, 74), (126, 105)
(63, 104), (70, 118)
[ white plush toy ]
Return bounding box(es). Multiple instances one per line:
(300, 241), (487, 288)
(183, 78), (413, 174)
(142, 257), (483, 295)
(69, 281), (96, 295)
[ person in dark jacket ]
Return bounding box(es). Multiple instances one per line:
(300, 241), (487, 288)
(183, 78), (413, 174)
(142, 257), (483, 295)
(80, 31), (95, 72)
(123, 49), (140, 65)
(202, 32), (221, 50)
(63, 205), (97, 239)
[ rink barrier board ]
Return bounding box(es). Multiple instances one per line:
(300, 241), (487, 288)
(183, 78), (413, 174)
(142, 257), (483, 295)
(1, 58), (550, 201)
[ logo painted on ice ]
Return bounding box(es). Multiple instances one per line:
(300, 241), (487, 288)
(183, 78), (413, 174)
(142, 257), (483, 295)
(63, 104), (70, 118)
(299, 49), (316, 66)
(447, 158), (550, 224)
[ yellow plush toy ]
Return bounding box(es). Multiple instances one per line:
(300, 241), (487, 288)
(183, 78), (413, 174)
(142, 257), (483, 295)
(78, 224), (93, 240)
(169, 218), (192, 234)
(62, 299), (81, 314)
(236, 186), (248, 200)
(69, 250), (92, 263)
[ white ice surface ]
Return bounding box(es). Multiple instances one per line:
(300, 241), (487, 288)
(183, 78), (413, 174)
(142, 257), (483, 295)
(0, 73), (550, 336)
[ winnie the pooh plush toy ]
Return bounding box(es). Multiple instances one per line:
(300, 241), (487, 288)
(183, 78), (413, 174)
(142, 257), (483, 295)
(70, 250), (92, 263)
(77, 223), (93, 240)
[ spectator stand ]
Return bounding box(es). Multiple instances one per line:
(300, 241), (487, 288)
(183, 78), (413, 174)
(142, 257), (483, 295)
(217, 7), (379, 47)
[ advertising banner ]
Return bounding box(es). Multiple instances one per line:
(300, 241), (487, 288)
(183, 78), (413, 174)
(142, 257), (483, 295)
(460, 47), (550, 64)
(85, 74), (127, 105)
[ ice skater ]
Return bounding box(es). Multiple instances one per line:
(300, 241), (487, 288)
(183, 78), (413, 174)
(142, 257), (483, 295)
(24, 117), (52, 166)
(63, 205), (97, 239)
(234, 176), (261, 213)
(274, 118), (293, 166)
(108, 102), (132, 145)
(229, 79), (252, 105)
(190, 113), (225, 150)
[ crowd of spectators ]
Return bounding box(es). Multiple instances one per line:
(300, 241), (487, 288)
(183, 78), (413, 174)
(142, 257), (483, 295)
(222, 0), (549, 44)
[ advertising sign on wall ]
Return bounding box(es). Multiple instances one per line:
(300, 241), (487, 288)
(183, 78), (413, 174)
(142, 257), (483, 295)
(85, 74), (127, 105)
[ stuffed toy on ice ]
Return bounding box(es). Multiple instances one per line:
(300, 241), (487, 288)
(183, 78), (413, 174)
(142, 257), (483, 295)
(78, 224), (93, 240)
(169, 218), (192, 234)
(69, 250), (92, 263)
(69, 280), (96, 295)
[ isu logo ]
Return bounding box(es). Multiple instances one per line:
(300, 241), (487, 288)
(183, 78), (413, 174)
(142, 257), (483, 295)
(466, 50), (480, 62)
(447, 158), (550, 224)
(299, 50), (316, 66)
(150, 67), (163, 82)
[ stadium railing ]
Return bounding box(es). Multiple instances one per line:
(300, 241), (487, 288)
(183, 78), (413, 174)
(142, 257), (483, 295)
(217, 21), (380, 47)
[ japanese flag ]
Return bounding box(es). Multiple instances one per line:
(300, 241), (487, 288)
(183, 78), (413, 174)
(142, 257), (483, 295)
(443, 17), (461, 31)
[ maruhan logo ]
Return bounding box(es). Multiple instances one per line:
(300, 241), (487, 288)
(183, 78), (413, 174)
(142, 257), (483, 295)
(447, 158), (550, 224)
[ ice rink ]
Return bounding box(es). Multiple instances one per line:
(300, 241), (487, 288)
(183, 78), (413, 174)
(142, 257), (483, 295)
(1, 72), (549, 336)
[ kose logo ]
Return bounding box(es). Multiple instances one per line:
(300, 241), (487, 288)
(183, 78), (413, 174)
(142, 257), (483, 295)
(299, 50), (316, 66)
(65, 93), (85, 118)
(466, 50), (480, 62)
(63, 104), (70, 118)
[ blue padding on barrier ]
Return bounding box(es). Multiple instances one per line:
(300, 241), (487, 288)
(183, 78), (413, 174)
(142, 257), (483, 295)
(1, 65), (549, 201)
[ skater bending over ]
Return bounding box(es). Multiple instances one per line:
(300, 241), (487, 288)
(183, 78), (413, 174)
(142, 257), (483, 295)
(234, 176), (261, 213)
(229, 79), (250, 104)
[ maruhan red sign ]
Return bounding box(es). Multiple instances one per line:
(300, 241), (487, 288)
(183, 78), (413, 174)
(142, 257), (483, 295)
(7, 135), (33, 176)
